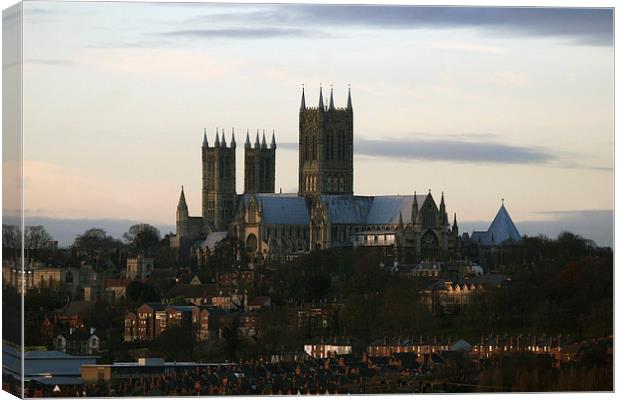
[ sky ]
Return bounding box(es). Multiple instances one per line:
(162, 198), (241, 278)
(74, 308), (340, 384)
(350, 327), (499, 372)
(7, 2), (614, 246)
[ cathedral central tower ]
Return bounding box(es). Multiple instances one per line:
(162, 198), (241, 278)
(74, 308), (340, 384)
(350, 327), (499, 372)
(298, 86), (353, 197)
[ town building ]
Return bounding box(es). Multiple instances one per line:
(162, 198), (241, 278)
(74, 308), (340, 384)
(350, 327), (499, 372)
(126, 256), (154, 280)
(304, 337), (353, 358)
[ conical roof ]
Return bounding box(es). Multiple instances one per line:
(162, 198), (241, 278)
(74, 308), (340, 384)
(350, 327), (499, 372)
(484, 204), (521, 245)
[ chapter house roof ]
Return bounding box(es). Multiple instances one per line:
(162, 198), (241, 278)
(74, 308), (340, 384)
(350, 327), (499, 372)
(472, 204), (522, 246)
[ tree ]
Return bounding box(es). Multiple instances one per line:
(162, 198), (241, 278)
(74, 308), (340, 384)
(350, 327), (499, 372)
(2, 224), (21, 261)
(123, 224), (161, 257)
(24, 225), (53, 261)
(221, 316), (241, 362)
(73, 228), (121, 265)
(149, 326), (195, 361)
(126, 280), (160, 305)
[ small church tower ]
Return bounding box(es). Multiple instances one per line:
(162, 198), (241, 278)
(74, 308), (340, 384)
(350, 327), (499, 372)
(202, 128), (237, 231)
(298, 85), (354, 196)
(244, 129), (276, 194)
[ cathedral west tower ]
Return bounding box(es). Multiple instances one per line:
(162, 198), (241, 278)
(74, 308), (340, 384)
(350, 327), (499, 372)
(298, 86), (353, 197)
(244, 129), (276, 194)
(202, 128), (237, 232)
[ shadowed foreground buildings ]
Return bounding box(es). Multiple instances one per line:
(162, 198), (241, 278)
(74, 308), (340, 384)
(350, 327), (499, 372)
(171, 87), (463, 263)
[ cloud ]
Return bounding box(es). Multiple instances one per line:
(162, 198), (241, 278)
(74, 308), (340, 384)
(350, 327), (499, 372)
(357, 138), (553, 164)
(160, 27), (324, 40)
(283, 6), (613, 46)
(280, 137), (553, 165)
(428, 41), (509, 55)
(183, 5), (612, 46)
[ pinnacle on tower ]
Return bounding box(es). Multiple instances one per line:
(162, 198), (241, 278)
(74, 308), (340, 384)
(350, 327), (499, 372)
(270, 129), (276, 150)
(300, 85), (306, 112)
(214, 128), (220, 147)
(318, 85), (324, 110)
(261, 129), (267, 149)
(412, 191), (419, 224)
(221, 128), (227, 147)
(245, 129), (251, 149)
(254, 130), (260, 149)
(328, 85), (335, 111)
(202, 128), (208, 148)
(230, 128), (236, 148)
(453, 212), (458, 227)
(347, 85), (352, 110)
(440, 191), (445, 206)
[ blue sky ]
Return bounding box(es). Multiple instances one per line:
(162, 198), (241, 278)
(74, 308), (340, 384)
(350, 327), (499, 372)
(9, 2), (614, 246)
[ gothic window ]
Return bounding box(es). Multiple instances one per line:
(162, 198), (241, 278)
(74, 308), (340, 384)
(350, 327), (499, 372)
(314, 137), (318, 161)
(304, 137), (308, 161)
(246, 234), (258, 253)
(325, 135), (330, 160)
(327, 177), (332, 191)
(248, 202), (257, 224)
(339, 177), (344, 192)
(420, 230), (439, 260)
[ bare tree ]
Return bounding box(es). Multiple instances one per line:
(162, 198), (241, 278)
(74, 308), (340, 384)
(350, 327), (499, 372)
(2, 224), (21, 261)
(24, 225), (52, 262)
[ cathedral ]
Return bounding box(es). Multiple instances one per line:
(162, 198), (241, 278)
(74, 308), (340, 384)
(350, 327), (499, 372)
(170, 87), (461, 263)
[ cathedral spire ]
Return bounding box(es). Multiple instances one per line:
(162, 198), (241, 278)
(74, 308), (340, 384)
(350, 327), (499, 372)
(328, 85), (335, 111)
(346, 85), (352, 110)
(202, 128), (208, 148)
(254, 130), (260, 149)
(300, 85), (306, 112)
(261, 129), (267, 149)
(221, 128), (227, 148)
(178, 186), (187, 208)
(270, 129), (276, 150)
(318, 84), (324, 110)
(214, 128), (220, 147)
(230, 128), (236, 148)
(245, 129), (251, 149)
(453, 212), (458, 227)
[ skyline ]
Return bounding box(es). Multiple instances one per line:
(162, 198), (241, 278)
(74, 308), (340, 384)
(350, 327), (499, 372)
(8, 2), (614, 246)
